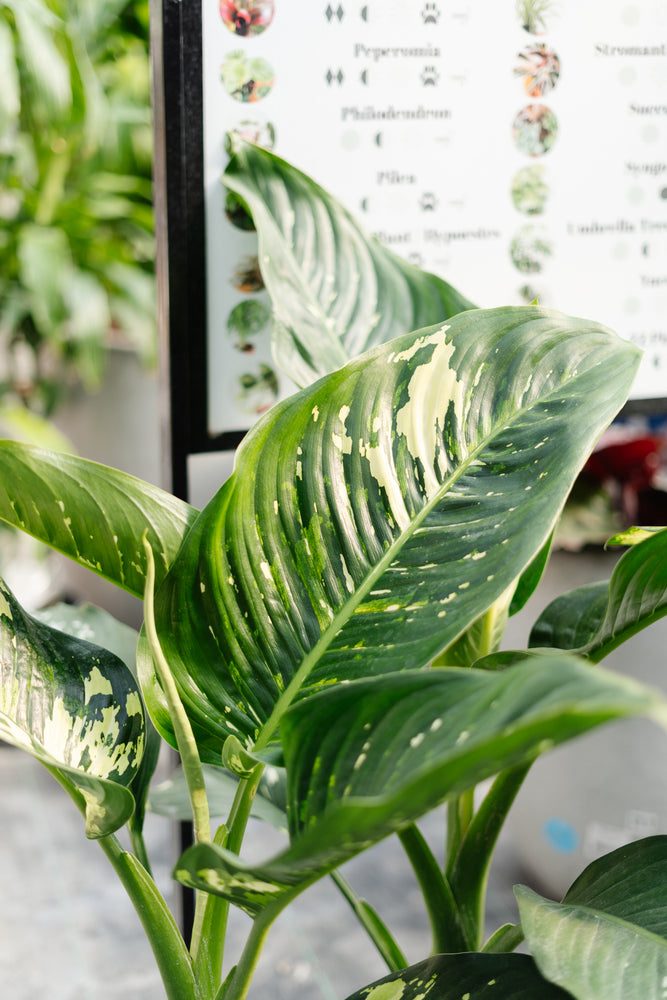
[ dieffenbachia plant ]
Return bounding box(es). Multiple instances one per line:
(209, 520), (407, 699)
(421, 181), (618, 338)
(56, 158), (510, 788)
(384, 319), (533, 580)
(0, 140), (667, 1000)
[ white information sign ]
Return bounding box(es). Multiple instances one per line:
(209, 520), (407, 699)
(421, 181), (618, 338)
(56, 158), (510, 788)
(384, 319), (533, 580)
(202, 0), (667, 434)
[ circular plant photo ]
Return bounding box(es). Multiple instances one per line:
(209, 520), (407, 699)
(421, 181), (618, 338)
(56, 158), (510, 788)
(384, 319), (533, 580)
(511, 103), (558, 157)
(225, 191), (255, 231)
(511, 164), (549, 215)
(225, 120), (276, 152)
(226, 299), (270, 352)
(231, 255), (264, 293)
(221, 50), (275, 103)
(219, 1), (275, 37)
(516, 0), (557, 35)
(510, 225), (553, 273)
(514, 43), (560, 97)
(237, 363), (279, 414)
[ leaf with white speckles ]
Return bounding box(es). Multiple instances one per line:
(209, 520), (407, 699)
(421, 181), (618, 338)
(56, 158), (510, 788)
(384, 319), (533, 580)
(0, 577), (145, 837)
(174, 654), (664, 912)
(223, 136), (475, 388)
(151, 306), (639, 760)
(0, 441), (198, 598)
(341, 952), (573, 1000)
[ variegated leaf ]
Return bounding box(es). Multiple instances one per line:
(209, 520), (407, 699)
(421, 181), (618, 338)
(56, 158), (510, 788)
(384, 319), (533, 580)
(0, 578), (145, 837)
(223, 136), (475, 387)
(149, 307), (640, 760)
(173, 655), (664, 913)
(341, 953), (572, 1000)
(36, 603), (161, 844)
(0, 441), (198, 598)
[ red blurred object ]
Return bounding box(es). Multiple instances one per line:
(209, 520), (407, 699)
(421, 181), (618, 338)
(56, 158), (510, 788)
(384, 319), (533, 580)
(582, 435), (666, 525)
(584, 437), (661, 490)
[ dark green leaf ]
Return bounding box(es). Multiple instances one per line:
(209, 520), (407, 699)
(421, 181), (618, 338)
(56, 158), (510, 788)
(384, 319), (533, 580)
(173, 655), (662, 913)
(530, 527), (667, 661)
(341, 953), (573, 1000)
(153, 308), (640, 759)
(510, 532), (553, 615)
(0, 579), (144, 837)
(563, 836), (667, 938)
(0, 441), (199, 598)
(223, 136), (475, 387)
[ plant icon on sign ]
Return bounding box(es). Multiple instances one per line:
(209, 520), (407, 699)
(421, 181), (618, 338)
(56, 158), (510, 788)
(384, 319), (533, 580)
(219, 1), (275, 37)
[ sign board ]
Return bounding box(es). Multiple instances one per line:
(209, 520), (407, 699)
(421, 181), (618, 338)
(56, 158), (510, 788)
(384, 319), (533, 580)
(154, 0), (667, 490)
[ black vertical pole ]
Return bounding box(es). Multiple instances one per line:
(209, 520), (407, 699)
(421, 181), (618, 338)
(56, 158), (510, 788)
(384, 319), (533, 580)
(149, 0), (206, 943)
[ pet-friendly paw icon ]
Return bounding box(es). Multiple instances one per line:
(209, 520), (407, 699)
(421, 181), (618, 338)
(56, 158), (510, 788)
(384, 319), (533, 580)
(419, 192), (438, 211)
(422, 2), (440, 24)
(421, 65), (439, 85)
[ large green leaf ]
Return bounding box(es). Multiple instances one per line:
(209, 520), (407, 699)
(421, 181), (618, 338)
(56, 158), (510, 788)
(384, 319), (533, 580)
(341, 953), (573, 1000)
(530, 527), (667, 660)
(150, 307), (640, 759)
(562, 836), (667, 938)
(516, 885), (667, 1000)
(173, 655), (664, 914)
(0, 577), (145, 837)
(223, 136), (475, 387)
(0, 441), (199, 598)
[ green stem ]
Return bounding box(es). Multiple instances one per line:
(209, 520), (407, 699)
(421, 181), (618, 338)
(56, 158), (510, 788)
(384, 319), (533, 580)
(398, 824), (470, 953)
(46, 767), (199, 1000)
(128, 820), (153, 876)
(192, 824), (232, 998)
(98, 837), (201, 1000)
(214, 892), (295, 1000)
(448, 762), (532, 949)
(482, 922), (525, 954)
(331, 870), (408, 972)
(142, 536), (211, 846)
(445, 788), (474, 877)
(191, 767), (265, 987)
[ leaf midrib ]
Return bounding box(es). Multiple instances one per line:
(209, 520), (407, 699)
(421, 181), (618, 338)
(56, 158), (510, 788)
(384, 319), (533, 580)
(252, 375), (555, 752)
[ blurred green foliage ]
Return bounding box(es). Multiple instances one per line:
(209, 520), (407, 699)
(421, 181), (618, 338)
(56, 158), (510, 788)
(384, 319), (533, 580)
(0, 0), (155, 415)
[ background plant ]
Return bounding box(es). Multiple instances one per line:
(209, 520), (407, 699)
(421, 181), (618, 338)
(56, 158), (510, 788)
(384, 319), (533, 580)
(0, 0), (154, 416)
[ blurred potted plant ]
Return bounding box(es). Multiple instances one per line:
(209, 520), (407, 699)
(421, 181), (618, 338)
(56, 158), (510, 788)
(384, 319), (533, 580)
(0, 0), (155, 417)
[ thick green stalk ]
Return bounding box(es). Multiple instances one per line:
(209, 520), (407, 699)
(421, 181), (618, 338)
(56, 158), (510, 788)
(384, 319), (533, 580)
(398, 824), (470, 953)
(192, 824), (232, 997)
(445, 788), (474, 877)
(214, 890), (299, 1000)
(482, 922), (525, 954)
(448, 762), (533, 948)
(46, 766), (199, 1000)
(191, 766), (265, 986)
